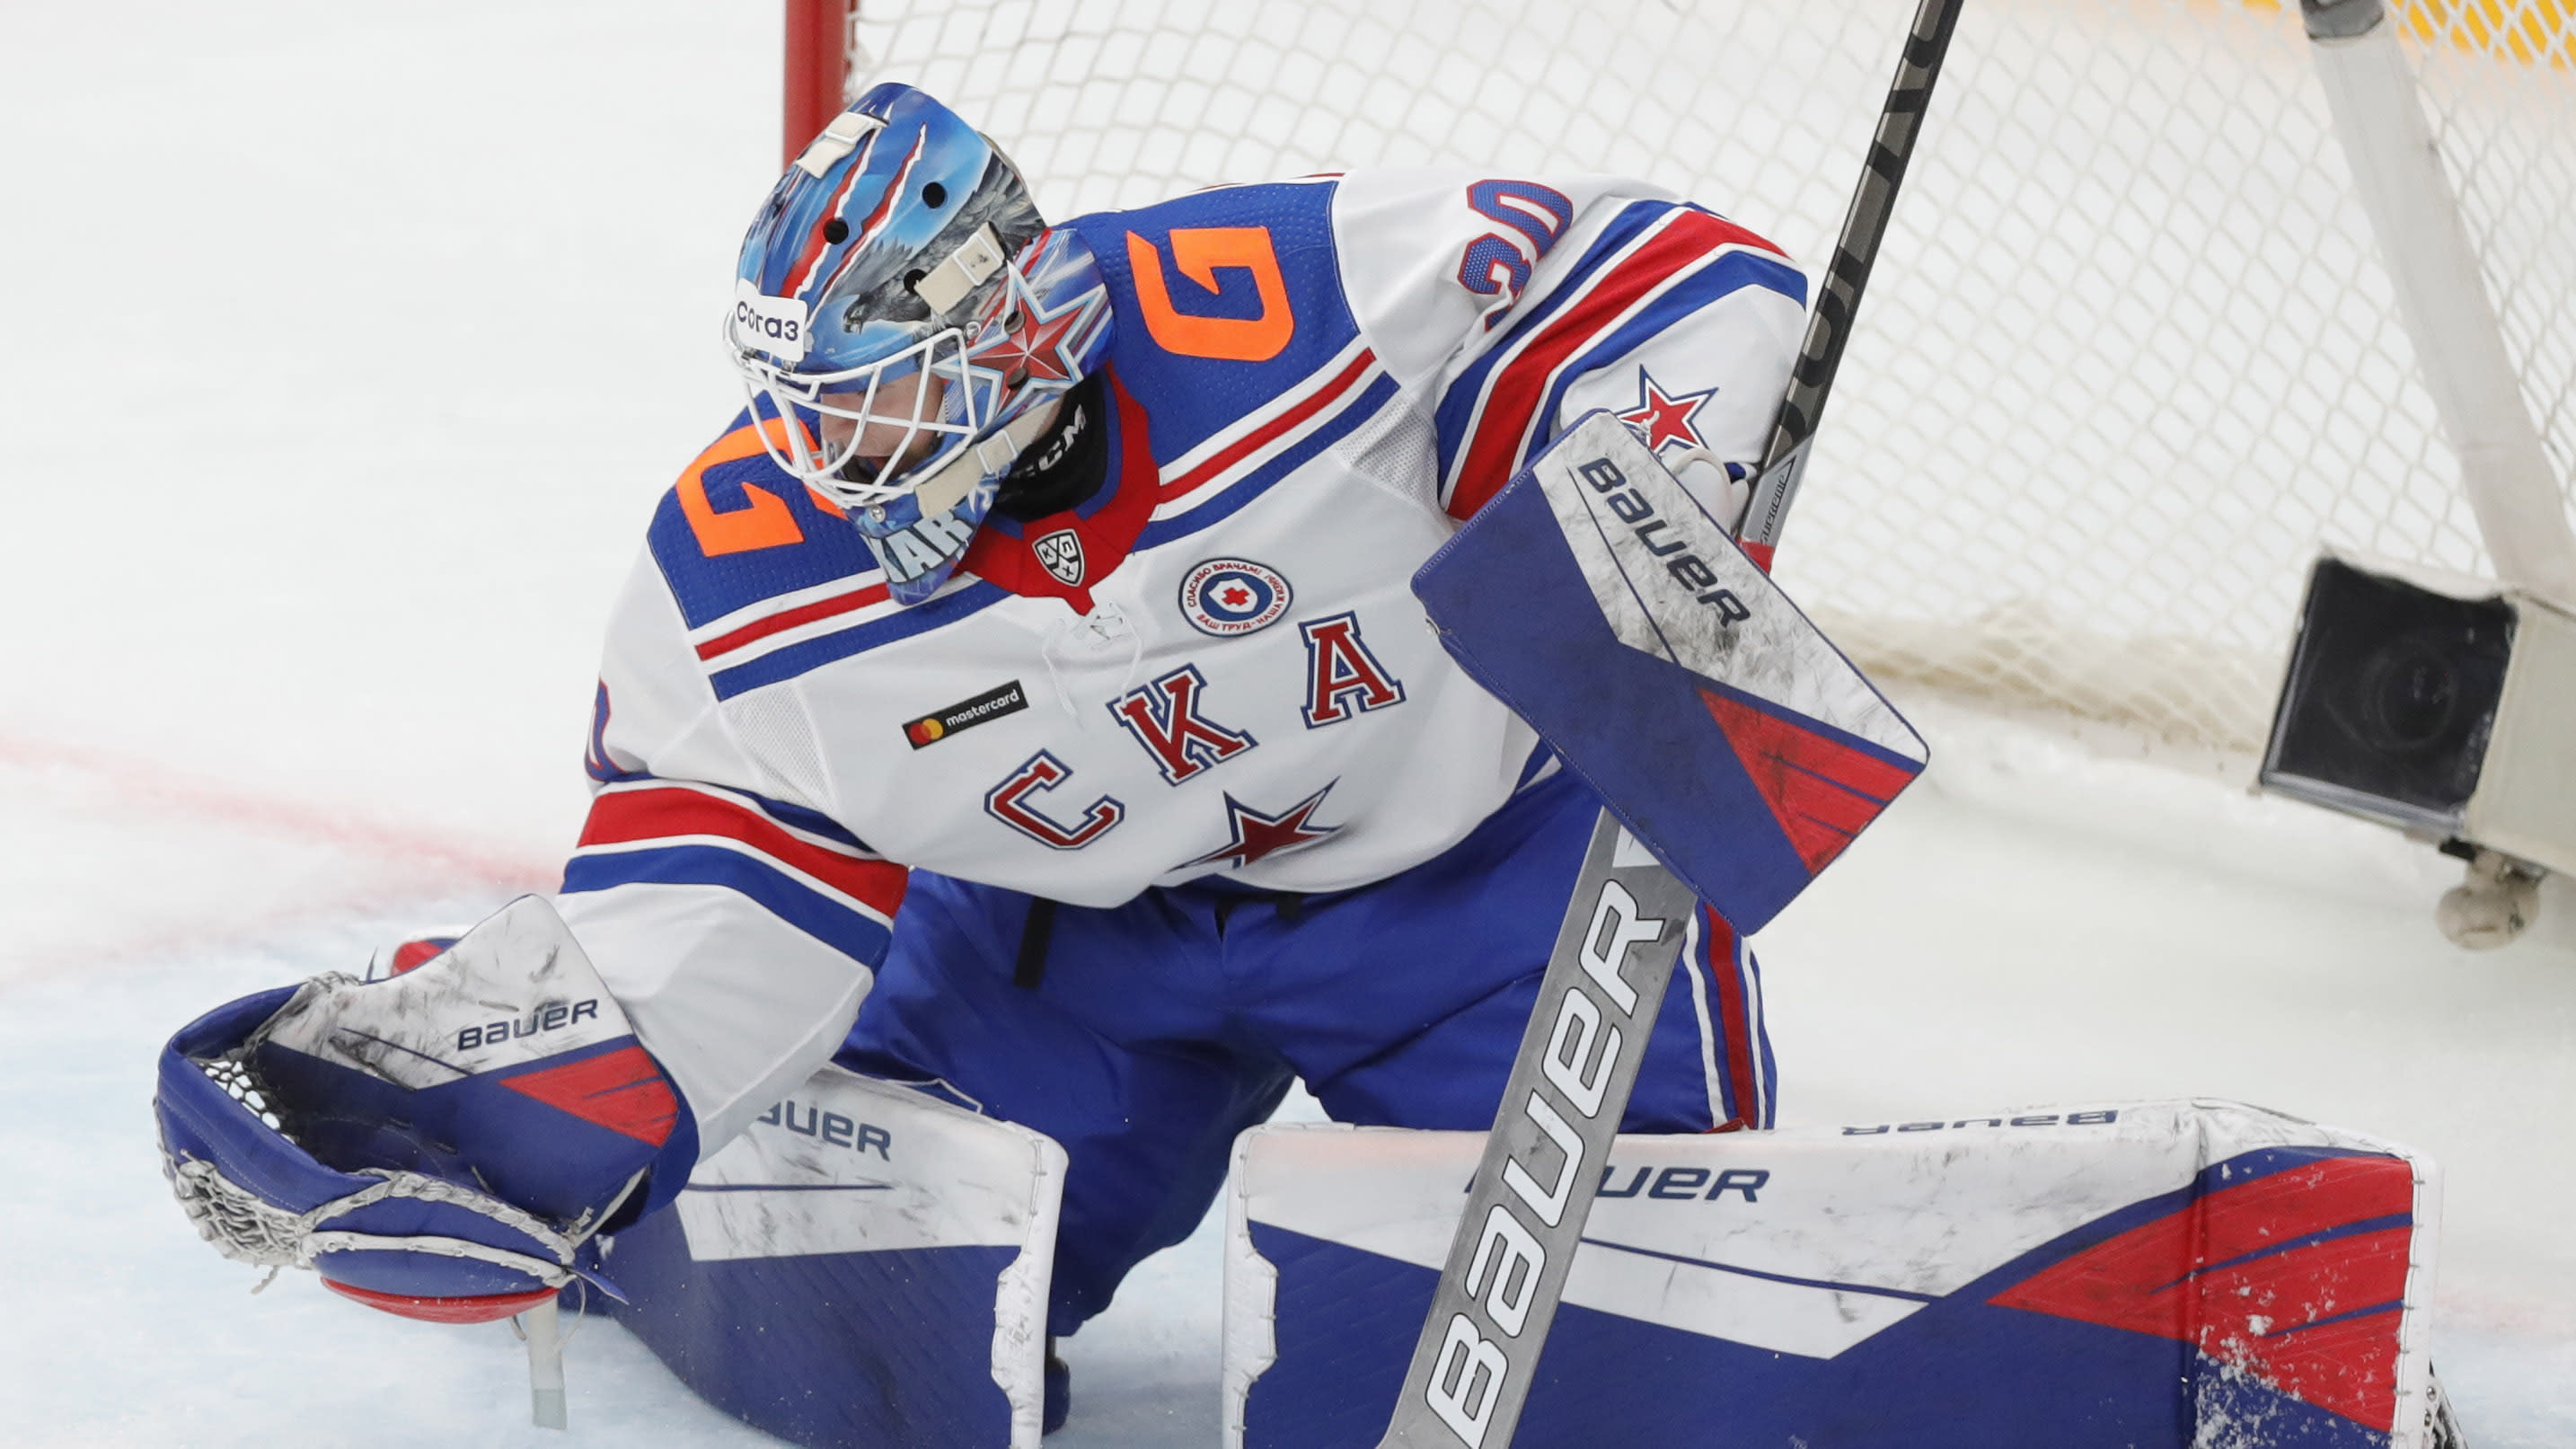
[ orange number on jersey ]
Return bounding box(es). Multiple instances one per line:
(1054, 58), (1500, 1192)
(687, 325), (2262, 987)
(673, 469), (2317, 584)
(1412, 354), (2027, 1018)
(676, 415), (834, 557)
(1125, 226), (1295, 362)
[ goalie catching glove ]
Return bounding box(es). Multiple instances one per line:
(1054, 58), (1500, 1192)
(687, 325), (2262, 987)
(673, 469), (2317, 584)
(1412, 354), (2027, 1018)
(153, 896), (693, 1322)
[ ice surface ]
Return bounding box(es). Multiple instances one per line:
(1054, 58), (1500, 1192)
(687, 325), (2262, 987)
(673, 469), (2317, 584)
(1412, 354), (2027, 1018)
(0, 2), (2567, 1445)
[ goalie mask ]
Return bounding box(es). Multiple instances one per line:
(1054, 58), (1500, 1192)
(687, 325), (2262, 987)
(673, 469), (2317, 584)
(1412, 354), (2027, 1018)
(728, 83), (1114, 606)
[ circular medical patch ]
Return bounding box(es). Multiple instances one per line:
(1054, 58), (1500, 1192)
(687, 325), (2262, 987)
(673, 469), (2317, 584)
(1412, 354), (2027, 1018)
(1179, 559), (1293, 638)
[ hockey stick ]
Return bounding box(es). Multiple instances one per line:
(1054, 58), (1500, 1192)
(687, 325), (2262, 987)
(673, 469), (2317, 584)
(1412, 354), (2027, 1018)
(1739, 0), (1967, 569)
(1374, 4), (1965, 1446)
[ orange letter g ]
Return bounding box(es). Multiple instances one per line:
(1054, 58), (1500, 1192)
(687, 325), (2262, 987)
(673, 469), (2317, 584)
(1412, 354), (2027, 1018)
(1126, 226), (1296, 362)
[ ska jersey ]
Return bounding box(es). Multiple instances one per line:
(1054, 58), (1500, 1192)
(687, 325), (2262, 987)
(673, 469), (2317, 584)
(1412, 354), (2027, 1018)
(557, 170), (1807, 1152)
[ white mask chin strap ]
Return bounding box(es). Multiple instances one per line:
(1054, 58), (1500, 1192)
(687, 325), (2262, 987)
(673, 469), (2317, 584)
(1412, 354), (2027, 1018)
(900, 399), (1068, 517)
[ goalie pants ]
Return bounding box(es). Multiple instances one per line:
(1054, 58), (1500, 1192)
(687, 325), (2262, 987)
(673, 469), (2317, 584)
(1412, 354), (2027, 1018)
(835, 765), (1777, 1338)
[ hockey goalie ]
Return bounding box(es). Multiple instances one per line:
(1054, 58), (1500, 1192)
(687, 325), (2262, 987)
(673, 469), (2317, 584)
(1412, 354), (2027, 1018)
(153, 84), (2448, 1449)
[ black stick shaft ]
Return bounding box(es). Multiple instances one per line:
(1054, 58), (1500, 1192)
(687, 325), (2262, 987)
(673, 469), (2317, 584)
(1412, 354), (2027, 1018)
(1738, 0), (1967, 557)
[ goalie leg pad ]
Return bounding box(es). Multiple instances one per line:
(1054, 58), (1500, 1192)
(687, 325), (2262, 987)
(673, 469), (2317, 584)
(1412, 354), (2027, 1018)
(600, 1065), (1067, 1449)
(1225, 1100), (2442, 1449)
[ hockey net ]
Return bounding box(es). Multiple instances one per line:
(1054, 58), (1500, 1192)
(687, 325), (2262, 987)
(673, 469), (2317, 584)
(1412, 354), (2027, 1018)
(831, 0), (2576, 756)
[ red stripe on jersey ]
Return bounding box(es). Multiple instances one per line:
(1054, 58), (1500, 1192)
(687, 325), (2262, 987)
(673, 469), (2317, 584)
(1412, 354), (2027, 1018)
(498, 1043), (680, 1146)
(696, 582), (892, 661)
(578, 786), (906, 917)
(1700, 906), (1760, 1132)
(1449, 212), (1784, 519)
(1158, 349), (1378, 502)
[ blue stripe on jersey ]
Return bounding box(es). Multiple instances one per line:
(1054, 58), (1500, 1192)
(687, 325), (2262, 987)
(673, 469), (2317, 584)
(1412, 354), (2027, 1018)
(1522, 248), (1808, 474)
(744, 791), (877, 853)
(1431, 199), (1680, 485)
(1134, 372), (1403, 551)
(709, 578), (1010, 701)
(561, 844), (895, 964)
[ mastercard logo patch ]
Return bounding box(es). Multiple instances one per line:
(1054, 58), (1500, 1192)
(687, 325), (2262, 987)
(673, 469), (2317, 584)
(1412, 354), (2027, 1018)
(901, 680), (1028, 749)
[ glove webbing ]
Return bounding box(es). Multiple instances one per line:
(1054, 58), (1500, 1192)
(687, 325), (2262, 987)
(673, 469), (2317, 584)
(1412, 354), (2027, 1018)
(167, 1154), (581, 1288)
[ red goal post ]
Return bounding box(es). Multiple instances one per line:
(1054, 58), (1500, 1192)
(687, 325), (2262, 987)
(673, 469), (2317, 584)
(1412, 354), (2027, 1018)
(783, 0), (862, 168)
(780, 0), (2576, 759)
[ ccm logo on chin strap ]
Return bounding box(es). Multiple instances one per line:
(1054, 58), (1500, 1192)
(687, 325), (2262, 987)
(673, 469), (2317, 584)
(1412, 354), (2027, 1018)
(1424, 879), (1669, 1446)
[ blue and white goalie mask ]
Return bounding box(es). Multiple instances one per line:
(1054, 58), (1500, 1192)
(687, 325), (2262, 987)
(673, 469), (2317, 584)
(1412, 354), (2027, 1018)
(728, 83), (1113, 605)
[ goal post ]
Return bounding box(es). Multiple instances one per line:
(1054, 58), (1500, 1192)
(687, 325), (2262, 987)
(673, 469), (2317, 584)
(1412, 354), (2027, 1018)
(785, 0), (2576, 758)
(783, 0), (861, 168)
(2303, 0), (2576, 604)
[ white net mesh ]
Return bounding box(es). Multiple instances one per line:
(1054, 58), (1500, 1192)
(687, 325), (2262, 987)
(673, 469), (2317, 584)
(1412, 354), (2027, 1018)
(850, 0), (2576, 752)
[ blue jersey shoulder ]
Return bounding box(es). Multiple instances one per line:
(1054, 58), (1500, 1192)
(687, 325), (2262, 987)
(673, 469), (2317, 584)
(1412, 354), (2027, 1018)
(646, 411), (878, 631)
(1064, 179), (1363, 466)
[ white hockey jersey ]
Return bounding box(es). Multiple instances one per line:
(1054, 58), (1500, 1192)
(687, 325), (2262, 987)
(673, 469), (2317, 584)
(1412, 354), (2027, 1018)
(557, 170), (1807, 1152)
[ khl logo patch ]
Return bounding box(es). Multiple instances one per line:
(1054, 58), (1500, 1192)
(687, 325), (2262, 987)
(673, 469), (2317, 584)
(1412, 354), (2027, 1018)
(1179, 558), (1292, 637)
(1034, 528), (1086, 587)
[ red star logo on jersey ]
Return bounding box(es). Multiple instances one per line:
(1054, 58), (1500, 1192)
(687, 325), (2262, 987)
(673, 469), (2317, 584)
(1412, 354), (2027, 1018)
(1184, 783), (1341, 870)
(1616, 368), (1719, 455)
(975, 271), (1107, 388)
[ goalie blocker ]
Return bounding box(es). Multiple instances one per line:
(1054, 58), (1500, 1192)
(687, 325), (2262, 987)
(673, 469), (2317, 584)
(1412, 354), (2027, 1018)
(1414, 409), (1927, 937)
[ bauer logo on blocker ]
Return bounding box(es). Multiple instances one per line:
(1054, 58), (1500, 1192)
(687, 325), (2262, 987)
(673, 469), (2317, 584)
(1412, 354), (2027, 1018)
(1180, 558), (1292, 637)
(731, 280), (808, 362)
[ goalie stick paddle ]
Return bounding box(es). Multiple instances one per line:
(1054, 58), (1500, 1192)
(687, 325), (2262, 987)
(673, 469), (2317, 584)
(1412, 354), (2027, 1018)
(1377, 3), (1965, 1445)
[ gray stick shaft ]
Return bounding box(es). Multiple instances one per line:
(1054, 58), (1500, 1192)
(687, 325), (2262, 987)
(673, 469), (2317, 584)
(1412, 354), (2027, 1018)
(1375, 810), (1698, 1449)
(1739, 0), (1966, 553)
